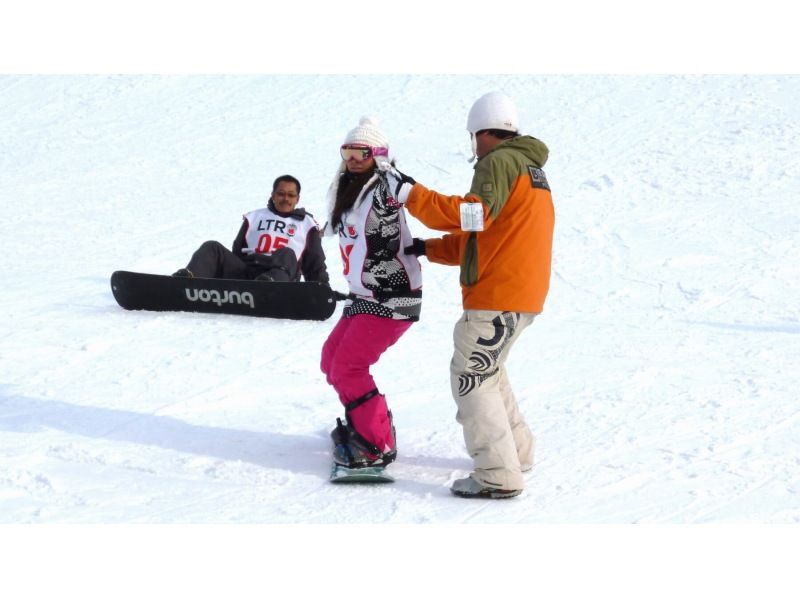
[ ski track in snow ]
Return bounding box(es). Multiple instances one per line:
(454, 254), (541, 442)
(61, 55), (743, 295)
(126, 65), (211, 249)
(1, 75), (799, 523)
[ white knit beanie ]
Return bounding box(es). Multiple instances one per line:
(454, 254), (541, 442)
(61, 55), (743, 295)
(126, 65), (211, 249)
(344, 116), (390, 149)
(466, 92), (519, 134)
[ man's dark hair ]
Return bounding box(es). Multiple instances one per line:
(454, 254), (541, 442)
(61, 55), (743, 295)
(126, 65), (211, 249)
(477, 129), (519, 140)
(273, 174), (301, 194)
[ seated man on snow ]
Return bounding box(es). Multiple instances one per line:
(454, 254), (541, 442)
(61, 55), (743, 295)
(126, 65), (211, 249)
(173, 174), (329, 284)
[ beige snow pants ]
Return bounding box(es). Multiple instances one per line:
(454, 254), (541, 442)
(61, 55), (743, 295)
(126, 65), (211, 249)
(450, 310), (537, 491)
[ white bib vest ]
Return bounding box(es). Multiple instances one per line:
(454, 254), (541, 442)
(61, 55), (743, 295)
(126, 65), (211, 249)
(241, 208), (317, 260)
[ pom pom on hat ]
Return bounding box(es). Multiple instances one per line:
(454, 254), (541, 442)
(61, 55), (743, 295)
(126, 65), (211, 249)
(466, 92), (519, 134)
(344, 116), (389, 149)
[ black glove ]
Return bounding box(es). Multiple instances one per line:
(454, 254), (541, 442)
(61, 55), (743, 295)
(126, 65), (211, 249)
(403, 238), (426, 256)
(392, 168), (416, 203)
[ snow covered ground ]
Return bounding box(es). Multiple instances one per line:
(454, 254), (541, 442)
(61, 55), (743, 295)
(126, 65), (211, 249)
(1, 71), (799, 591)
(3, 73), (798, 524)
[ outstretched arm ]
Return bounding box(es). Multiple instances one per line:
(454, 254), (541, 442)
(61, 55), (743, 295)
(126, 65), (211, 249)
(403, 155), (516, 232)
(405, 184), (486, 234)
(424, 232), (467, 266)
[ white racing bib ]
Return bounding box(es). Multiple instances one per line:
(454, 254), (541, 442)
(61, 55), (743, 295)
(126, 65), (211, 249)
(241, 208), (317, 259)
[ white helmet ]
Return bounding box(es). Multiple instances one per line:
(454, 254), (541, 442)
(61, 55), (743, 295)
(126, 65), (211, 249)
(466, 91), (519, 135)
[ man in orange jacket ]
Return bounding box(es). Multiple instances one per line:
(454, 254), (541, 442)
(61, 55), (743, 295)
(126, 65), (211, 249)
(394, 91), (555, 498)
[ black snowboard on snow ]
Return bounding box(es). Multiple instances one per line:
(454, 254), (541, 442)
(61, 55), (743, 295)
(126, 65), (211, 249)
(110, 270), (342, 320)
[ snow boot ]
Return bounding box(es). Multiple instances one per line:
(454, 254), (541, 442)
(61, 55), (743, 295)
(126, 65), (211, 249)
(450, 476), (522, 499)
(330, 414), (397, 469)
(172, 268), (194, 278)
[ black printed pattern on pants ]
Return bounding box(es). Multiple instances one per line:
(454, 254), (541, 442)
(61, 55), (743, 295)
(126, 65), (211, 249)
(458, 312), (519, 397)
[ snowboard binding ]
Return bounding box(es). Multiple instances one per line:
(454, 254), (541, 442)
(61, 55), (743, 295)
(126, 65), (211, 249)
(330, 415), (397, 469)
(329, 390), (397, 484)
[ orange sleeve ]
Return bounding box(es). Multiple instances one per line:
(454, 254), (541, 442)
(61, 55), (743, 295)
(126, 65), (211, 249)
(405, 183), (492, 233)
(425, 233), (466, 266)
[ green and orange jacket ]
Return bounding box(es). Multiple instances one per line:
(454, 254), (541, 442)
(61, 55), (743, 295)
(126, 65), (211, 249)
(405, 135), (554, 313)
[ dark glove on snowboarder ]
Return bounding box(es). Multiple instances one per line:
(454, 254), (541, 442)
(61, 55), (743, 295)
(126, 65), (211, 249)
(404, 238), (426, 257)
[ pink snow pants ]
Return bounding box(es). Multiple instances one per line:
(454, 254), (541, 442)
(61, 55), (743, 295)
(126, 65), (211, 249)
(320, 313), (413, 452)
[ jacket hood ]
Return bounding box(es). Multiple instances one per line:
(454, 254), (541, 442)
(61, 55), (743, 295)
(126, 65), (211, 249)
(486, 135), (549, 168)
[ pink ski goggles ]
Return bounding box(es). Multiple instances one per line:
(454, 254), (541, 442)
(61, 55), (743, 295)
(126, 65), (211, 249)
(340, 144), (389, 162)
